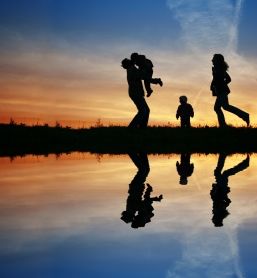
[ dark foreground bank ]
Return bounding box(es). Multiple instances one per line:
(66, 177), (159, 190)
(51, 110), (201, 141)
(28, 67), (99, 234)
(0, 124), (256, 156)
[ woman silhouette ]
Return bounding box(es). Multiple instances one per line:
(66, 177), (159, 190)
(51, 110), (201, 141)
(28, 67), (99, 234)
(210, 54), (250, 127)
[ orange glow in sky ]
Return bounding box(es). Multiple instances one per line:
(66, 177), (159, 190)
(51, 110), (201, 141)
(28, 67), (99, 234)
(1, 1), (257, 128)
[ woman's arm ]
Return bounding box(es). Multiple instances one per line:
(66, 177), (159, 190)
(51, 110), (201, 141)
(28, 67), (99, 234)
(225, 72), (231, 84)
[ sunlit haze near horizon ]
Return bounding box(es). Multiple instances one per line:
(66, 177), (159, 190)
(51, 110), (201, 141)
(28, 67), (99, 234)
(1, 0), (257, 127)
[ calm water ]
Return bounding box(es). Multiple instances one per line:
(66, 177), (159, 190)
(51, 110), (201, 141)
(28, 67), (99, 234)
(0, 153), (257, 278)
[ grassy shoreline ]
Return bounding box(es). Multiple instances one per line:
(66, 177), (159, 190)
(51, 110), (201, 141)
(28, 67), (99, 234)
(0, 123), (256, 156)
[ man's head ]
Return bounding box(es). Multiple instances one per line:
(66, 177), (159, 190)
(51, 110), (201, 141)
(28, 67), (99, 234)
(121, 211), (134, 223)
(121, 58), (132, 69)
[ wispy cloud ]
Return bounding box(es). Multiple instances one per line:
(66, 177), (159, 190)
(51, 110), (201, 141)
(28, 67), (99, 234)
(166, 229), (245, 278)
(167, 0), (244, 54)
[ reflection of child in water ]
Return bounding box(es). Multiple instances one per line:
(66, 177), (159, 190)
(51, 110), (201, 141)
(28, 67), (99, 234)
(176, 96), (194, 128)
(176, 153), (194, 185)
(131, 52), (163, 97)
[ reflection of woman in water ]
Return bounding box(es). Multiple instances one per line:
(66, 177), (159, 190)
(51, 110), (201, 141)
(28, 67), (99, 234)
(121, 152), (163, 228)
(210, 154), (249, 227)
(210, 54), (250, 127)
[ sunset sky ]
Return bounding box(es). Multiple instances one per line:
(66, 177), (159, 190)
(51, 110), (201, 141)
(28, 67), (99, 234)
(1, 0), (257, 127)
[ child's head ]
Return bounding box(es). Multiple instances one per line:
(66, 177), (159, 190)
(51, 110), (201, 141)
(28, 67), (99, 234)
(179, 95), (188, 104)
(131, 52), (146, 67)
(130, 52), (139, 64)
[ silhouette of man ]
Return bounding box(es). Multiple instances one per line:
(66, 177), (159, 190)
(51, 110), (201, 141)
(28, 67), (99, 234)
(210, 153), (249, 227)
(176, 96), (194, 128)
(131, 52), (163, 97)
(121, 152), (163, 228)
(121, 58), (150, 128)
(131, 183), (163, 228)
(176, 153), (194, 185)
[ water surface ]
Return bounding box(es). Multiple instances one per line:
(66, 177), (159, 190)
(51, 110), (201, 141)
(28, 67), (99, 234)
(0, 153), (257, 278)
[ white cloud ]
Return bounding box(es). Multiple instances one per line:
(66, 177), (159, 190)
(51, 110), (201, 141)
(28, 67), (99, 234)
(167, 0), (244, 55)
(166, 228), (245, 278)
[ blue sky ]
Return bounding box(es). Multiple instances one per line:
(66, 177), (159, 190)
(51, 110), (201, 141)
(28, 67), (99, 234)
(238, 1), (257, 56)
(0, 1), (177, 40)
(0, 0), (256, 51)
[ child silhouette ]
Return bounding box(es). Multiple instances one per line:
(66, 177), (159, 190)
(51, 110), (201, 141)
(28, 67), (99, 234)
(131, 52), (163, 97)
(176, 96), (194, 128)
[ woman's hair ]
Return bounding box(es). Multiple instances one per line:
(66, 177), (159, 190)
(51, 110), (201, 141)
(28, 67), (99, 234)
(212, 54), (229, 71)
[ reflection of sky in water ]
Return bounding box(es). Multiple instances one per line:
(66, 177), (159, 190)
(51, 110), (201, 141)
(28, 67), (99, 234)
(0, 153), (257, 277)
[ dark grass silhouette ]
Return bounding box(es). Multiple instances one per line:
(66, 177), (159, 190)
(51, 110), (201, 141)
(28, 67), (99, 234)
(1, 123), (257, 157)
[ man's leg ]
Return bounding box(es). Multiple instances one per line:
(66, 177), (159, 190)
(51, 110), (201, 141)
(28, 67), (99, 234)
(135, 96), (150, 128)
(129, 96), (150, 128)
(128, 113), (140, 128)
(128, 96), (141, 128)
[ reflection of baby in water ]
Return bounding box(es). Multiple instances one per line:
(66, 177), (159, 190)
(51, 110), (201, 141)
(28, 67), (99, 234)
(176, 153), (194, 185)
(121, 152), (163, 228)
(210, 154), (249, 227)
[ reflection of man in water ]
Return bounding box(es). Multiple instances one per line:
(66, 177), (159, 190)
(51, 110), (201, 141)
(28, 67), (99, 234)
(176, 153), (194, 185)
(210, 154), (250, 227)
(121, 152), (163, 228)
